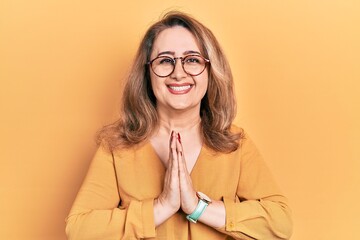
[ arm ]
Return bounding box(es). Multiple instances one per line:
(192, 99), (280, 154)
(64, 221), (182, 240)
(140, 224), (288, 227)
(65, 145), (156, 240)
(153, 131), (181, 226)
(176, 133), (227, 228)
(215, 134), (293, 240)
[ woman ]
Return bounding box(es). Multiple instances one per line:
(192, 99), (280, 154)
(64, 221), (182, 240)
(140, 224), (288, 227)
(66, 11), (293, 240)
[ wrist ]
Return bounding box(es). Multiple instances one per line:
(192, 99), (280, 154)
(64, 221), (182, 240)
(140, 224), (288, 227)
(186, 192), (212, 223)
(154, 198), (179, 215)
(183, 193), (199, 215)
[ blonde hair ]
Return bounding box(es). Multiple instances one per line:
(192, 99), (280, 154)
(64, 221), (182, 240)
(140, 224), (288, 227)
(97, 11), (243, 153)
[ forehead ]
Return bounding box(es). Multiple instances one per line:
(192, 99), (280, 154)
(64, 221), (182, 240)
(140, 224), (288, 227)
(151, 26), (201, 57)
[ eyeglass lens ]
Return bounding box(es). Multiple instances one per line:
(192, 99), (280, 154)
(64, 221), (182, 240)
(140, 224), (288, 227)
(150, 55), (208, 77)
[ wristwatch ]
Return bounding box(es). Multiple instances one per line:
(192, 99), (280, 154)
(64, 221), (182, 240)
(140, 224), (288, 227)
(186, 192), (212, 223)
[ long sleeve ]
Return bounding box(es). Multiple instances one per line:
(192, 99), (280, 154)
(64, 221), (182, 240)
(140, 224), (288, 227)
(216, 133), (293, 240)
(65, 145), (156, 240)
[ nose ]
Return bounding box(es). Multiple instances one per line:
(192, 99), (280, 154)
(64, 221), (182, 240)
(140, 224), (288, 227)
(170, 58), (187, 80)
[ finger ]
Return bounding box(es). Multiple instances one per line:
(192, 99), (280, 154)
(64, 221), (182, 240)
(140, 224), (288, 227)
(167, 131), (174, 175)
(170, 131), (179, 173)
(168, 130), (174, 162)
(176, 133), (183, 158)
(164, 131), (176, 184)
(176, 133), (188, 174)
(176, 133), (189, 181)
(176, 144), (183, 175)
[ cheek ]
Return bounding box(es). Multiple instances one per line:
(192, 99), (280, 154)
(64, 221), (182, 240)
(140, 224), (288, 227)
(149, 74), (163, 97)
(196, 75), (209, 95)
(202, 83), (209, 98)
(203, 71), (210, 94)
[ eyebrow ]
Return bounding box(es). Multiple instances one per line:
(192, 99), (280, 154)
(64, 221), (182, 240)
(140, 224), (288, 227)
(157, 50), (201, 57)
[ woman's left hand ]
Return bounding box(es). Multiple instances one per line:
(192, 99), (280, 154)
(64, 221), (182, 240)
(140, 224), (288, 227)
(176, 133), (198, 215)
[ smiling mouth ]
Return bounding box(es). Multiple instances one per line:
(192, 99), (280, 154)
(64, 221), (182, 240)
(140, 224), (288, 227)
(168, 85), (192, 91)
(167, 84), (193, 94)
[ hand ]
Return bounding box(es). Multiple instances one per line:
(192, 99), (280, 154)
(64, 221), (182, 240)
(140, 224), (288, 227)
(155, 131), (181, 215)
(176, 133), (198, 215)
(154, 131), (225, 227)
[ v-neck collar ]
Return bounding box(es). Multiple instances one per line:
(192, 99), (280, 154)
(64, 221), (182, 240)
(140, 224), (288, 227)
(144, 140), (207, 176)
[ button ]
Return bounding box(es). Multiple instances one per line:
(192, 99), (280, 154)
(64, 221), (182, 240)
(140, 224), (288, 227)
(229, 221), (234, 228)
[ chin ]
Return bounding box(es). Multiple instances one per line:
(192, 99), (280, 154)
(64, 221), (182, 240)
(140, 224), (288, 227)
(171, 105), (188, 111)
(169, 103), (198, 112)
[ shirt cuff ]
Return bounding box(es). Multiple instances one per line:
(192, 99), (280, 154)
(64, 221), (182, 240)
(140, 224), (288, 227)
(142, 198), (156, 237)
(223, 196), (237, 231)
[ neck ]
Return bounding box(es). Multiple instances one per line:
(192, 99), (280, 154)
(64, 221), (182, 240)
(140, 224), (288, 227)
(156, 106), (202, 134)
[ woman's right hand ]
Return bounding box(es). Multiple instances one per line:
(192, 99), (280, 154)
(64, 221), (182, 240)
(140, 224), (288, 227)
(153, 131), (181, 226)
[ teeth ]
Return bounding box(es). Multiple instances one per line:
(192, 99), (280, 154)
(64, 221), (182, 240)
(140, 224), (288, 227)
(169, 85), (191, 91)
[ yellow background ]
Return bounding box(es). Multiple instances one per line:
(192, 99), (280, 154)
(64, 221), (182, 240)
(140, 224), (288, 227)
(1, 0), (359, 239)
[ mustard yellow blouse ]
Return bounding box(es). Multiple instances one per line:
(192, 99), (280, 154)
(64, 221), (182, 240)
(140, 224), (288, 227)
(66, 127), (292, 239)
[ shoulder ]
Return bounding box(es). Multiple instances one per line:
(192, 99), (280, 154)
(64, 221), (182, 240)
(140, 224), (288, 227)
(229, 124), (248, 144)
(230, 124), (245, 135)
(229, 124), (258, 152)
(105, 141), (152, 160)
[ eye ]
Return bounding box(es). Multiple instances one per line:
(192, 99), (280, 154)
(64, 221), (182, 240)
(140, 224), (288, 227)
(184, 56), (202, 64)
(158, 57), (174, 65)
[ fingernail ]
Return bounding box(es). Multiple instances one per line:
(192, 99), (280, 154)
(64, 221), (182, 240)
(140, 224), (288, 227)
(177, 133), (181, 144)
(170, 130), (174, 142)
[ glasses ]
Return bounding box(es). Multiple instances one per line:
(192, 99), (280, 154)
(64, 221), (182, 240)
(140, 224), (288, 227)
(147, 55), (210, 77)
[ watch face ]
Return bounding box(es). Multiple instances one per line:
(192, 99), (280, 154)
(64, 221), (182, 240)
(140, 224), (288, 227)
(197, 192), (212, 203)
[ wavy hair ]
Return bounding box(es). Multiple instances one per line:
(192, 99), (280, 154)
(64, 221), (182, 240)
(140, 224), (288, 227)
(97, 11), (243, 153)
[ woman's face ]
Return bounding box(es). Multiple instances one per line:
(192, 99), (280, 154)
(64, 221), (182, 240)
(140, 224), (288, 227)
(149, 26), (208, 113)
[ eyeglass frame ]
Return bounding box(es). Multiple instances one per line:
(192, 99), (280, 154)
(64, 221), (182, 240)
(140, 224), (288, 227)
(146, 54), (210, 78)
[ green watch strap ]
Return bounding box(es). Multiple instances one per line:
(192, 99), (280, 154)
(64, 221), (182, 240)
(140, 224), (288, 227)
(186, 199), (209, 223)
